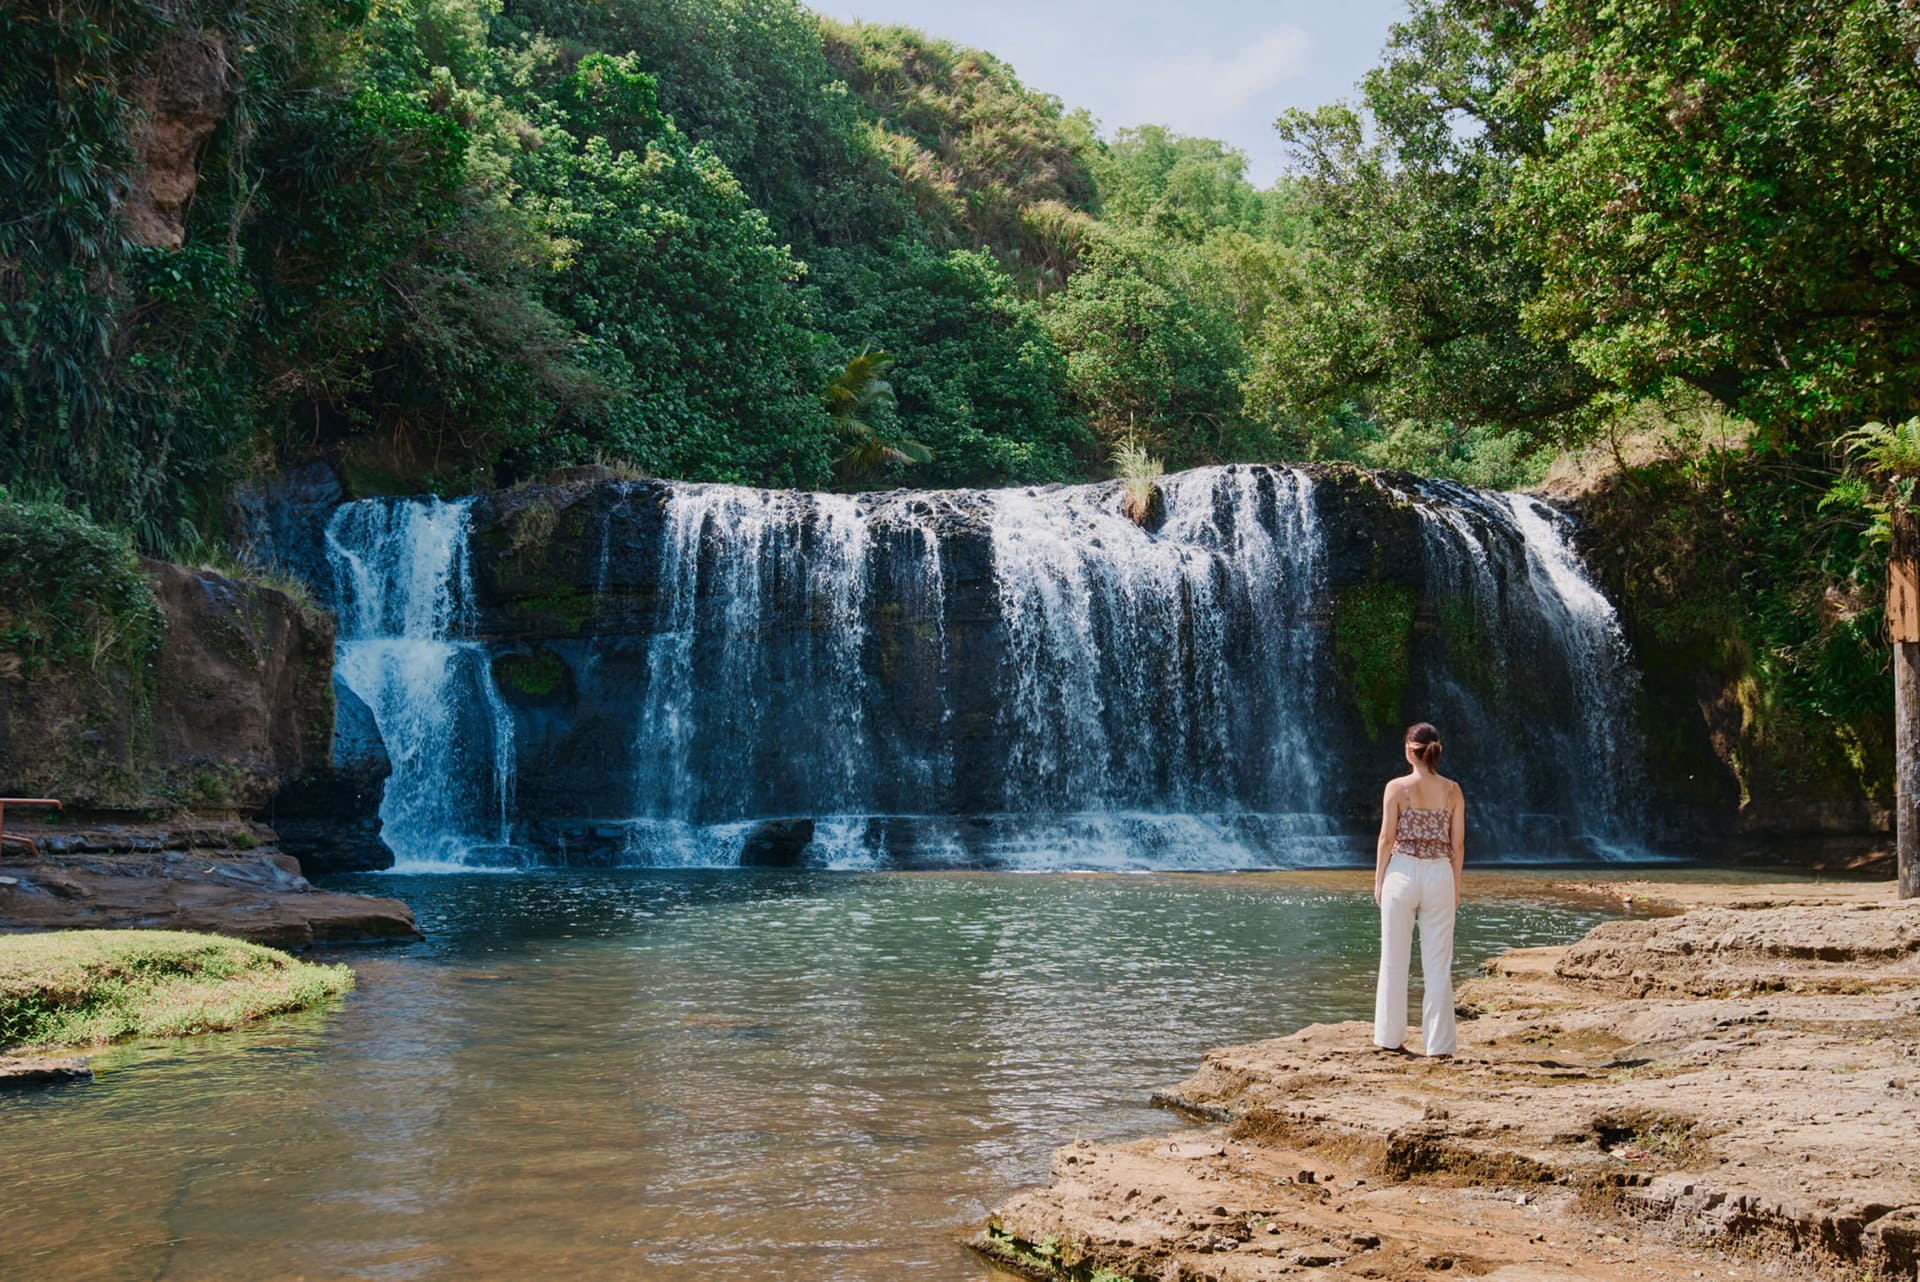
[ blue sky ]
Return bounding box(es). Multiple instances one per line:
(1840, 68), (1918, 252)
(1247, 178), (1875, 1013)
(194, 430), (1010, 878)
(811, 1), (1410, 185)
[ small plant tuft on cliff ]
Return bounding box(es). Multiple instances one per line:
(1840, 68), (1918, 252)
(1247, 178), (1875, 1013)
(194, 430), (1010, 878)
(1113, 438), (1163, 526)
(507, 499), (561, 561)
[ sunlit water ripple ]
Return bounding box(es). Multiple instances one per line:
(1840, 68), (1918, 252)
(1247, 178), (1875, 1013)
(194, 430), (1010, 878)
(0, 871), (1619, 1281)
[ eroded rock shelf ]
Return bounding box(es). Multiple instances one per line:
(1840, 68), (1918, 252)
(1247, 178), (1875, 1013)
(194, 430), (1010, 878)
(975, 882), (1920, 1281)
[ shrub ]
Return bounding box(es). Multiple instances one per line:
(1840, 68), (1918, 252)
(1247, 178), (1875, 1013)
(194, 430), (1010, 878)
(0, 495), (162, 679)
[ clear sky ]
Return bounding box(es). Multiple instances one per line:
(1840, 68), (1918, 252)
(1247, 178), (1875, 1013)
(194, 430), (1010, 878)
(811, 1), (1410, 185)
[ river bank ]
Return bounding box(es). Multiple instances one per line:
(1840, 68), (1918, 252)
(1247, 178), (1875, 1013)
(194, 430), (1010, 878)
(0, 818), (416, 948)
(974, 878), (1920, 1281)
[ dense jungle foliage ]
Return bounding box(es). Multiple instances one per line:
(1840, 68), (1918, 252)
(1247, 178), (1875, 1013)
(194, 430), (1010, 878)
(3, 0), (1916, 789)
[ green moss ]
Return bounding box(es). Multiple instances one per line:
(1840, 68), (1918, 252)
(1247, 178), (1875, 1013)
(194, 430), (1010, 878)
(975, 1224), (1136, 1282)
(1434, 596), (1500, 704)
(507, 588), (593, 634)
(1334, 581), (1415, 741)
(0, 931), (353, 1050)
(497, 649), (567, 697)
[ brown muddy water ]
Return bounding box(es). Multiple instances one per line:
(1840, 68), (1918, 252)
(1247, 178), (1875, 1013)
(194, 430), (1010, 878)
(0, 870), (1626, 1280)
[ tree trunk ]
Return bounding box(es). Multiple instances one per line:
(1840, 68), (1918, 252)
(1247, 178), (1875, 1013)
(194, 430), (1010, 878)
(1894, 508), (1920, 899)
(1899, 640), (1920, 898)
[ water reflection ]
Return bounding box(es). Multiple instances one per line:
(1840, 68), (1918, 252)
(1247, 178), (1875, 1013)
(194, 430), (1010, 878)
(0, 872), (1612, 1281)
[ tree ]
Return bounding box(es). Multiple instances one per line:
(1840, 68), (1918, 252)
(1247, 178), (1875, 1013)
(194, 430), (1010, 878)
(1250, 0), (1602, 451)
(1091, 126), (1304, 245)
(822, 346), (931, 480)
(1508, 0), (1920, 436)
(1044, 229), (1246, 466)
(1839, 417), (1920, 899)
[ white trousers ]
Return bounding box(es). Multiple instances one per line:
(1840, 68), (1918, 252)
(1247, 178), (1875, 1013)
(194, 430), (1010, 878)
(1374, 853), (1458, 1055)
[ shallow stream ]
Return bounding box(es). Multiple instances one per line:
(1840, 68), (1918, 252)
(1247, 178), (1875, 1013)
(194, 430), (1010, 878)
(0, 871), (1618, 1280)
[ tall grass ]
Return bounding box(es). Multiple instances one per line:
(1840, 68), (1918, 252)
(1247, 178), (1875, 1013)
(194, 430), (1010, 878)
(1112, 438), (1164, 525)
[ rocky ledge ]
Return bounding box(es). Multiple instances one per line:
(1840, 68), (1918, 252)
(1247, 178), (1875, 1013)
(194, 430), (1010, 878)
(0, 1056), (93, 1088)
(975, 881), (1920, 1281)
(0, 820), (416, 950)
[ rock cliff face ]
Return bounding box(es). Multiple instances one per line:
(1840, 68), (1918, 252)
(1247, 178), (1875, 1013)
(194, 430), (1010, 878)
(122, 32), (233, 249)
(1564, 475), (1894, 874)
(0, 561), (334, 815)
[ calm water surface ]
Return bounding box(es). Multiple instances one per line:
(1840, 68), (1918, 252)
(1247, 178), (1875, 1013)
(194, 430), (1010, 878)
(0, 871), (1618, 1281)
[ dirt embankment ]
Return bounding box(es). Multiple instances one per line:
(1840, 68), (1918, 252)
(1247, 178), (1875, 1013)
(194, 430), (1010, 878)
(0, 560), (333, 813)
(975, 881), (1920, 1281)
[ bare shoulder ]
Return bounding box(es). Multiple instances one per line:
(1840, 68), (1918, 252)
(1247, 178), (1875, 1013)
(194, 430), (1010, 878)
(1449, 777), (1466, 805)
(1382, 776), (1405, 802)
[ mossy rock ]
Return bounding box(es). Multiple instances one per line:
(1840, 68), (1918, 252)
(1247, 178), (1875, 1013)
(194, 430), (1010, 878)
(495, 648), (570, 701)
(1335, 581), (1415, 741)
(506, 588), (594, 634)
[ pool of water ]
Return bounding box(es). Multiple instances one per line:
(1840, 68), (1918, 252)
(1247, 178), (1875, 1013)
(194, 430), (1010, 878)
(0, 871), (1619, 1281)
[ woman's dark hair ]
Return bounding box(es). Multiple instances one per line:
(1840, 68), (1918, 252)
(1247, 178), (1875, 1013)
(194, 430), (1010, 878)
(1405, 722), (1442, 767)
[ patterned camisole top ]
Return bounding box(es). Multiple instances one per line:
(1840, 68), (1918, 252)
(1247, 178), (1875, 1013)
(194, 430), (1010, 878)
(1392, 805), (1453, 861)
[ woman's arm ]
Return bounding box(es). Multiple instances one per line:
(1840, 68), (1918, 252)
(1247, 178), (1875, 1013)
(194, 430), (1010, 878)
(1450, 782), (1467, 908)
(1374, 781), (1399, 905)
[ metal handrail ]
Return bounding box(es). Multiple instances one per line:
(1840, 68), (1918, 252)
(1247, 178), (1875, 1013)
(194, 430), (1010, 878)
(0, 798), (63, 859)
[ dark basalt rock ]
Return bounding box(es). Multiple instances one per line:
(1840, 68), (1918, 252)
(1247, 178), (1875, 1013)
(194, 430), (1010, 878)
(738, 818), (815, 868)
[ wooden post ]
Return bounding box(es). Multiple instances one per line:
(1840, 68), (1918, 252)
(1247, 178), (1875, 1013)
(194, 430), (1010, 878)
(1892, 530), (1920, 899)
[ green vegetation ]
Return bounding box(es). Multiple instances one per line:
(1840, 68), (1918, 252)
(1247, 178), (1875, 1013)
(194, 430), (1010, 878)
(496, 649), (567, 698)
(0, 931), (352, 1049)
(0, 496), (163, 680)
(1334, 583), (1416, 741)
(3, 0), (1914, 786)
(823, 347), (931, 482)
(1112, 439), (1163, 526)
(1581, 441), (1892, 805)
(976, 1224), (1133, 1282)
(4, 0), (1562, 552)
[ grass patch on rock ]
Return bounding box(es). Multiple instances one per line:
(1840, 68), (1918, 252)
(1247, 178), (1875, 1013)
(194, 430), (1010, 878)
(0, 930), (353, 1050)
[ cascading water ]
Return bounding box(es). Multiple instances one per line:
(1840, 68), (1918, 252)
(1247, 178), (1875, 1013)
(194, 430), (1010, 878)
(311, 466), (1657, 870)
(326, 498), (517, 869)
(1407, 480), (1647, 857)
(983, 468), (1333, 859)
(605, 467), (1340, 867)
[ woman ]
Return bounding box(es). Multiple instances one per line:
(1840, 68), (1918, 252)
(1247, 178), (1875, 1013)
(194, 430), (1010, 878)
(1372, 722), (1465, 1057)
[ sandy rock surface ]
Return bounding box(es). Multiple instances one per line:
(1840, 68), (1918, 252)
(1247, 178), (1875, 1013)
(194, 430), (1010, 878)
(0, 1056), (93, 1088)
(976, 884), (1920, 1281)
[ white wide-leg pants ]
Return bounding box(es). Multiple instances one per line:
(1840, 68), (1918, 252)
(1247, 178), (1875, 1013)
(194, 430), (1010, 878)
(1374, 853), (1457, 1055)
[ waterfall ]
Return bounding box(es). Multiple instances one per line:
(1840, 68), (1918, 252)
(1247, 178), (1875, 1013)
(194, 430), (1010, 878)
(624, 488), (887, 861)
(325, 498), (517, 869)
(606, 467), (1340, 867)
(310, 465), (1656, 870)
(989, 467), (1327, 817)
(1408, 480), (1646, 857)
